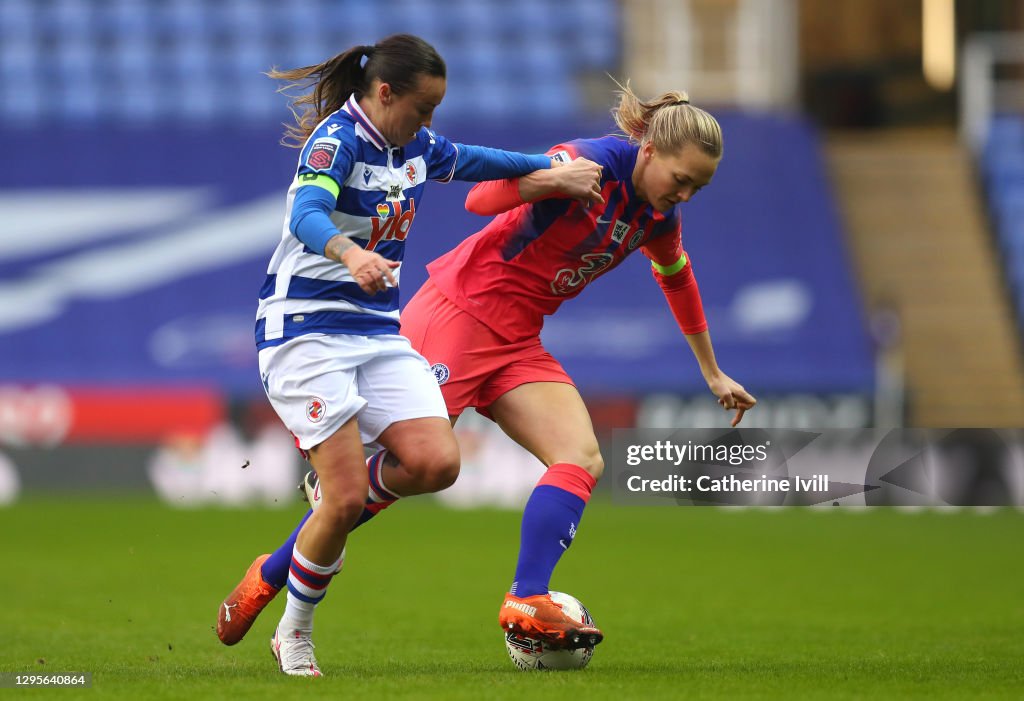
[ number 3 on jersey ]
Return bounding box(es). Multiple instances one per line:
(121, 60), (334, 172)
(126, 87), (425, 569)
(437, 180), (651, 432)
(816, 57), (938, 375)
(367, 199), (417, 251)
(550, 253), (614, 295)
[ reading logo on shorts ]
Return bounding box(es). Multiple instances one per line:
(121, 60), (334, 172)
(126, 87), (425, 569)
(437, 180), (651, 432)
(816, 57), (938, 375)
(431, 363), (450, 385)
(306, 397), (327, 423)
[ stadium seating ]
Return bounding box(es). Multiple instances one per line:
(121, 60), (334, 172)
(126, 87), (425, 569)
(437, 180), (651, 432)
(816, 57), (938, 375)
(982, 114), (1024, 327)
(0, 0), (619, 123)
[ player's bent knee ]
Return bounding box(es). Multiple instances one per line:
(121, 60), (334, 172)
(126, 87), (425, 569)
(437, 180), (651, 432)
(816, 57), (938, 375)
(316, 493), (366, 531)
(404, 447), (461, 493)
(577, 449), (604, 481)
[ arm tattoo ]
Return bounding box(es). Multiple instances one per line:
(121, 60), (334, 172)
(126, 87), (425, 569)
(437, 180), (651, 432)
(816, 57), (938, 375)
(324, 234), (356, 265)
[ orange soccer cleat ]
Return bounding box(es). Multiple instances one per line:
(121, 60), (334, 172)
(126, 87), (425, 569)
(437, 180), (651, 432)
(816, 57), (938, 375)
(499, 592), (604, 649)
(216, 554), (281, 645)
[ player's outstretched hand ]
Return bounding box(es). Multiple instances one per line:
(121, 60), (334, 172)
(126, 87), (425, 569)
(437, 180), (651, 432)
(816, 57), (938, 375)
(706, 372), (757, 427)
(340, 247), (400, 294)
(552, 157), (604, 206)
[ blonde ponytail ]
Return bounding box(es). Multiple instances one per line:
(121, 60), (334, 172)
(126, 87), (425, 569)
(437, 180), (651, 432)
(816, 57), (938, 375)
(611, 81), (723, 159)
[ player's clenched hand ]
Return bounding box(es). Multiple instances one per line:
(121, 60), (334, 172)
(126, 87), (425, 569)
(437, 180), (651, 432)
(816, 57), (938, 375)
(552, 157), (604, 206)
(338, 246), (399, 294)
(705, 372), (757, 427)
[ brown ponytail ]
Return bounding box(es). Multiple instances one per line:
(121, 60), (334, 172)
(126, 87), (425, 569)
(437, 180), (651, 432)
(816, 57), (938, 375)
(269, 34), (446, 148)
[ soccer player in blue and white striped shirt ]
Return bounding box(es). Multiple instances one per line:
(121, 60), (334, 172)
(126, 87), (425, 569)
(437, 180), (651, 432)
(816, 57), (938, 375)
(218, 34), (603, 676)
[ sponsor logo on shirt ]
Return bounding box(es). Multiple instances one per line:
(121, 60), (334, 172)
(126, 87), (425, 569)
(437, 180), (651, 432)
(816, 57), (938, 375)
(368, 199), (417, 250)
(611, 220), (630, 243)
(550, 252), (615, 295)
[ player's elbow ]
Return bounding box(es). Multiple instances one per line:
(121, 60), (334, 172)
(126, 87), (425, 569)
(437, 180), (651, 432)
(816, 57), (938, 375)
(464, 190), (493, 216)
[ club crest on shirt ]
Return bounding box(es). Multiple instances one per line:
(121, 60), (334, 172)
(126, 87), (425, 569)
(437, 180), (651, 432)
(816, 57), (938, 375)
(405, 162), (417, 184)
(627, 229), (645, 250)
(306, 397), (327, 423)
(431, 363), (450, 385)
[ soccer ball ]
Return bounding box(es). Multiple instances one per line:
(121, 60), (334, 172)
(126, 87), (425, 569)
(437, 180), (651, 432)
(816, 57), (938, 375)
(504, 591), (596, 671)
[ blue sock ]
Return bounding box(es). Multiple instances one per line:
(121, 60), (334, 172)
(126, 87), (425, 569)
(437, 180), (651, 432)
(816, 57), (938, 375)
(261, 509), (311, 589)
(511, 486), (587, 598)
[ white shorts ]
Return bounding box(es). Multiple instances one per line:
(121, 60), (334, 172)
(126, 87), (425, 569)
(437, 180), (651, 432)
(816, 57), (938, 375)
(258, 333), (448, 451)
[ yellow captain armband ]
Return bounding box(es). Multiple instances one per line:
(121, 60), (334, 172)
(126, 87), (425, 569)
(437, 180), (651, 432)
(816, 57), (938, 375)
(651, 254), (687, 276)
(296, 172), (340, 198)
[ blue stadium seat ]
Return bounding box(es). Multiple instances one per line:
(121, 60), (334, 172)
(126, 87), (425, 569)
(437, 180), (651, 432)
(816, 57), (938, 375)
(225, 37), (273, 82)
(213, 0), (268, 39)
(389, 0), (457, 43)
(96, 0), (151, 37)
(0, 0), (619, 123)
(0, 80), (43, 121)
(178, 80), (220, 120)
(489, 0), (550, 42)
(999, 194), (1024, 251)
(155, 0), (212, 39)
(166, 38), (212, 82)
(0, 39), (37, 81)
(448, 0), (500, 38)
(985, 115), (1024, 158)
(38, 0), (94, 38)
(108, 38), (157, 86)
(0, 0), (35, 40)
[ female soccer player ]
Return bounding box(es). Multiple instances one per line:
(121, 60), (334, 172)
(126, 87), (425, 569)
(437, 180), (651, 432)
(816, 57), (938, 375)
(221, 82), (755, 658)
(229, 33), (603, 677)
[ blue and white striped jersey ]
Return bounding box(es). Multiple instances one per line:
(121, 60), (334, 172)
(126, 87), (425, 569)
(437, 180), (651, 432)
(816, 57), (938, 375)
(256, 95), (465, 350)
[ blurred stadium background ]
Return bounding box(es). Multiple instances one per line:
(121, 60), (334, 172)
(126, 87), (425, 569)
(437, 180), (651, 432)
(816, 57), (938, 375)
(2, 2), (1024, 697)
(2, 0), (1023, 505)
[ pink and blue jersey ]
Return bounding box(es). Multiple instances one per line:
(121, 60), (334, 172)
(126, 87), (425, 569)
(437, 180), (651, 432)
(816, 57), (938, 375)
(428, 136), (690, 342)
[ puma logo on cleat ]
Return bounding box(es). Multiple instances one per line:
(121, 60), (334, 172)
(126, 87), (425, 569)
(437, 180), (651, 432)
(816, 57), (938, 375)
(222, 603), (237, 622)
(504, 601), (538, 616)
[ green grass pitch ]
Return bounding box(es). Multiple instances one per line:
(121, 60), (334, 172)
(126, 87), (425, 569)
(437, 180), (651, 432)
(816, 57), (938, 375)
(2, 498), (1022, 699)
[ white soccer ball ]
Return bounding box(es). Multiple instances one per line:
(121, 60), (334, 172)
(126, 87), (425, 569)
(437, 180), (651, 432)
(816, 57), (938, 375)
(504, 591), (596, 671)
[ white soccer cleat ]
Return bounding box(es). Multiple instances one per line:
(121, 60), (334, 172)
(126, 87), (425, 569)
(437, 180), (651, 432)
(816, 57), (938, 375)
(299, 470), (321, 511)
(297, 471), (345, 575)
(270, 626), (322, 677)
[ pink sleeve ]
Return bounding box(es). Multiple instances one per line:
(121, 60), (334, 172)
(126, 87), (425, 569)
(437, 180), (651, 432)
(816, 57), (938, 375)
(464, 143), (578, 216)
(465, 178), (525, 216)
(643, 233), (708, 335)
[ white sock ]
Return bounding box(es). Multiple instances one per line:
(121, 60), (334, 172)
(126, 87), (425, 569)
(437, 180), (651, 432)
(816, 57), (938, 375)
(278, 547), (343, 635)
